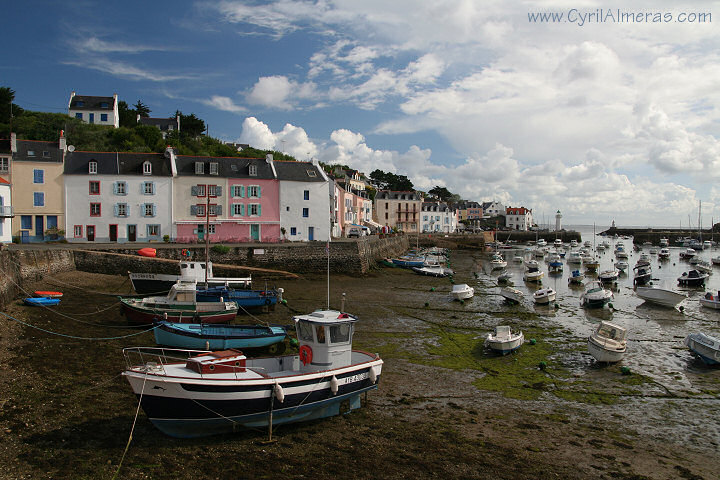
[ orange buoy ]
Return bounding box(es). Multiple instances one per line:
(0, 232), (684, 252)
(137, 248), (157, 257)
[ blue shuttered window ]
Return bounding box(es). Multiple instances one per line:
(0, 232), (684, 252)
(33, 169), (44, 184)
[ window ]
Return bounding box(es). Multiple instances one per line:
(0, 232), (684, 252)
(116, 203), (128, 217)
(208, 204), (220, 216)
(100, 113), (108, 122)
(195, 185), (206, 197)
(87, 161), (99, 175)
(208, 224), (216, 234)
(195, 204), (206, 217)
(114, 181), (127, 195)
(290, 227), (297, 236)
(27, 150), (35, 157)
(21, 215), (32, 229)
(147, 225), (160, 237)
(74, 225), (83, 238)
(195, 162), (204, 174)
(75, 113), (83, 120)
(208, 185), (218, 197)
(43, 151), (49, 158)
(89, 113), (95, 124)
(143, 182), (155, 195)
(302, 208), (309, 218)
(248, 185), (260, 198)
(307, 170), (317, 177)
(89, 181), (100, 194)
(100, 102), (108, 109)
(210, 162), (219, 175)
(232, 204), (245, 216)
(33, 169), (44, 184)
(0, 158), (8, 173)
(143, 204), (156, 217)
(90, 203), (101, 216)
(231, 185), (244, 197)
(249, 164), (257, 176)
(32, 192), (44, 206)
(303, 190), (310, 200)
(143, 161), (152, 175)
(330, 323), (351, 343)
(248, 204), (260, 216)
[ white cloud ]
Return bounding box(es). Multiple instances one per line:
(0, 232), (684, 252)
(246, 76), (317, 110)
(201, 95), (246, 113)
(238, 117), (318, 160)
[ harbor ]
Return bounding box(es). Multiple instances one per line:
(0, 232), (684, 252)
(0, 228), (719, 478)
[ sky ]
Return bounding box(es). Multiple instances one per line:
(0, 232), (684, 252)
(3, 1), (720, 228)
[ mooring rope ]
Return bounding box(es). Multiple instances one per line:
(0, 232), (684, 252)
(0, 311), (158, 340)
(112, 373), (147, 480)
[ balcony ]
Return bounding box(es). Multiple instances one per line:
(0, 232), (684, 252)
(0, 206), (13, 218)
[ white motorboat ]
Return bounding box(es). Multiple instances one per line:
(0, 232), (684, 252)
(485, 325), (524, 355)
(567, 251), (582, 264)
(570, 240), (578, 248)
(412, 265), (453, 277)
(614, 260), (629, 272)
(695, 260), (713, 275)
(633, 262), (652, 286)
(712, 256), (720, 266)
(523, 263), (544, 282)
(598, 269), (619, 283)
(587, 321), (627, 363)
(649, 247), (658, 255)
(679, 248), (697, 260)
(659, 237), (669, 247)
(553, 239), (563, 248)
(581, 280), (613, 308)
(536, 239), (547, 247)
(499, 286), (523, 304)
(490, 256), (507, 270)
(658, 248), (671, 260)
(703, 240), (713, 250)
(451, 284), (475, 301)
(533, 287), (556, 305)
(568, 269), (585, 285)
(635, 286), (687, 308)
(684, 332), (720, 365)
(583, 256), (600, 272)
(699, 291), (720, 310)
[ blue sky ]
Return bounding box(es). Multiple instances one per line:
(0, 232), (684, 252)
(4, 1), (720, 228)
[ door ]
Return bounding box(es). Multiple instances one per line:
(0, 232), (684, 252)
(308, 226), (314, 241)
(250, 224), (260, 241)
(86, 226), (95, 241)
(128, 225), (136, 242)
(35, 216), (44, 241)
(89, 113), (95, 124)
(109, 224), (118, 242)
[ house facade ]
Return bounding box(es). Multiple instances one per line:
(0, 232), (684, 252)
(0, 178), (13, 243)
(421, 202), (457, 233)
(138, 115), (180, 139)
(482, 201), (505, 218)
(374, 190), (422, 232)
(276, 160), (330, 242)
(68, 92), (119, 128)
(505, 206), (533, 231)
(64, 150), (173, 242)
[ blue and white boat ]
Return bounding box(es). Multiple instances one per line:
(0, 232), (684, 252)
(195, 286), (279, 308)
(154, 321), (288, 352)
(123, 308), (383, 438)
(684, 332), (720, 365)
(391, 255), (425, 268)
(23, 297), (61, 307)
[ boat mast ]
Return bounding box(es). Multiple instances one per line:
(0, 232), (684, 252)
(205, 192), (210, 288)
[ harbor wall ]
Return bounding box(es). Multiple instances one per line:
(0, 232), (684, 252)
(0, 250), (76, 308)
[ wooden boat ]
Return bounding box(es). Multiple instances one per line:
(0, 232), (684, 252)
(33, 291), (63, 298)
(154, 321), (288, 352)
(137, 248), (157, 257)
(635, 286), (686, 308)
(484, 325), (524, 355)
(499, 286), (523, 304)
(391, 255), (425, 268)
(123, 308), (383, 438)
(451, 284), (474, 300)
(684, 332), (720, 365)
(699, 291), (720, 310)
(120, 280), (239, 325)
(130, 261), (252, 295)
(24, 297), (60, 306)
(678, 270), (709, 287)
(195, 286), (278, 308)
(533, 287), (556, 305)
(587, 321), (627, 363)
(581, 280), (613, 308)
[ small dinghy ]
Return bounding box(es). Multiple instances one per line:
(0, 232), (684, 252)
(533, 287), (556, 305)
(699, 291), (720, 310)
(485, 325), (524, 355)
(684, 332), (720, 365)
(154, 321), (288, 352)
(137, 248), (157, 257)
(24, 297), (60, 306)
(636, 286), (686, 308)
(588, 321), (627, 363)
(499, 286), (523, 304)
(33, 291), (63, 298)
(451, 284), (474, 301)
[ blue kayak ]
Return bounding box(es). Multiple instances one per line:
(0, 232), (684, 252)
(195, 286), (278, 307)
(24, 297), (61, 306)
(153, 321), (288, 352)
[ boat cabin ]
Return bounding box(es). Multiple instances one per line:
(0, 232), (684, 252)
(293, 310), (358, 372)
(596, 321), (627, 342)
(167, 279), (200, 304)
(179, 261), (252, 288)
(185, 349), (247, 374)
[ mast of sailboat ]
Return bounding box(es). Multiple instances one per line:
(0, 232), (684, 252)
(205, 192), (210, 288)
(699, 200), (702, 242)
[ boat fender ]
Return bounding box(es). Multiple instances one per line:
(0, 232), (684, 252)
(299, 345), (313, 365)
(330, 375), (339, 395)
(369, 366), (378, 384)
(273, 383), (285, 403)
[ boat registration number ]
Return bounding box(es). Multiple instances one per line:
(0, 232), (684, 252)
(345, 372), (368, 383)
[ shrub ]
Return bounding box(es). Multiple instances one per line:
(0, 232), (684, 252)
(211, 244), (230, 254)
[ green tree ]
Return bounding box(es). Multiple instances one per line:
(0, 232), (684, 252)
(370, 169), (414, 191)
(118, 101), (137, 127)
(134, 100), (151, 117)
(178, 112), (206, 137)
(428, 186), (453, 202)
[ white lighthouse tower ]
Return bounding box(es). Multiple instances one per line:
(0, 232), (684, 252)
(555, 210), (562, 231)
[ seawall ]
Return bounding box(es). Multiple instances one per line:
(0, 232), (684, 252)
(0, 250), (76, 308)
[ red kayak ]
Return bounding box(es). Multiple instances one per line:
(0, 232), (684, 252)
(34, 291), (63, 298)
(137, 248), (157, 257)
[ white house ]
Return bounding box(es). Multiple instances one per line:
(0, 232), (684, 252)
(0, 178), (12, 243)
(68, 92), (119, 128)
(421, 202), (457, 233)
(505, 207), (533, 231)
(482, 201), (506, 218)
(63, 150), (173, 242)
(276, 159), (330, 242)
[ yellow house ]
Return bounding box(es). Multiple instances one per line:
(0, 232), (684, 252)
(10, 134), (65, 242)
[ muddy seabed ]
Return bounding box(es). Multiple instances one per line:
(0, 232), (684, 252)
(0, 248), (718, 479)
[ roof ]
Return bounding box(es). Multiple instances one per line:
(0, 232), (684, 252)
(274, 160), (326, 182)
(175, 155), (276, 179)
(0, 177), (10, 185)
(375, 190), (422, 201)
(13, 140), (63, 163)
(139, 117), (177, 130)
(64, 151), (172, 176)
(69, 94), (116, 111)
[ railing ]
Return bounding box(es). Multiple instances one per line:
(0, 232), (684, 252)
(0, 206), (13, 217)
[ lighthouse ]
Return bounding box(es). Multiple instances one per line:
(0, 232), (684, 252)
(555, 210), (562, 231)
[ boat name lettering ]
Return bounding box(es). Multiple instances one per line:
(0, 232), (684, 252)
(345, 372), (368, 383)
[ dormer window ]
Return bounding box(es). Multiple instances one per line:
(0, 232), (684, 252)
(195, 162), (204, 174)
(209, 162), (219, 175)
(27, 150), (35, 157)
(89, 161), (98, 174)
(143, 161), (152, 175)
(307, 170), (317, 177)
(43, 151), (50, 158)
(249, 164), (257, 176)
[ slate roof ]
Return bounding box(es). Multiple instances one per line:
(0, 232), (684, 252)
(69, 95), (115, 111)
(175, 155), (276, 179)
(375, 190), (422, 201)
(139, 117), (178, 131)
(13, 140), (63, 163)
(64, 151), (172, 176)
(273, 160), (326, 182)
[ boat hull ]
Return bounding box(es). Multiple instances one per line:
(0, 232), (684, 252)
(684, 333), (720, 365)
(130, 273), (252, 295)
(154, 322), (287, 350)
(23, 297), (60, 306)
(587, 336), (626, 363)
(195, 287), (278, 308)
(485, 334), (524, 355)
(635, 287), (686, 308)
(121, 300), (238, 324)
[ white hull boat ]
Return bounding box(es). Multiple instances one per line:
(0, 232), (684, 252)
(635, 286), (686, 308)
(500, 286), (523, 304)
(485, 325), (524, 355)
(684, 332), (720, 365)
(658, 249), (671, 260)
(412, 265), (454, 277)
(614, 261), (629, 272)
(568, 269), (585, 285)
(533, 287), (556, 305)
(598, 269), (619, 283)
(695, 260), (713, 275)
(451, 284), (475, 301)
(679, 248), (697, 260)
(581, 280), (613, 308)
(712, 256), (720, 266)
(699, 292), (720, 310)
(523, 260), (544, 282)
(588, 321), (627, 363)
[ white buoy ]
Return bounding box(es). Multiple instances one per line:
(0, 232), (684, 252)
(369, 366), (377, 384)
(330, 375), (339, 395)
(273, 383), (285, 403)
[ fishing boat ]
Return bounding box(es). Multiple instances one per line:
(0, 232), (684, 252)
(130, 261), (252, 295)
(533, 287), (556, 305)
(587, 321), (627, 363)
(451, 284), (475, 301)
(484, 325), (524, 355)
(677, 270), (709, 287)
(658, 248), (671, 260)
(694, 260), (713, 275)
(635, 286), (687, 308)
(597, 269), (619, 283)
(679, 248), (697, 260)
(699, 291), (720, 310)
(412, 264), (453, 277)
(23, 297), (61, 306)
(523, 260), (544, 282)
(568, 269), (585, 285)
(499, 286), (523, 304)
(391, 255), (425, 268)
(580, 280), (613, 308)
(684, 332), (720, 365)
(195, 286), (279, 309)
(137, 248), (157, 257)
(154, 321), (288, 353)
(123, 308), (383, 438)
(633, 262), (652, 286)
(120, 280), (239, 325)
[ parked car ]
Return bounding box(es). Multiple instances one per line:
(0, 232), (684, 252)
(347, 227), (361, 238)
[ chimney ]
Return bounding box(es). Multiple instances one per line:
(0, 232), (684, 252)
(59, 130), (67, 152)
(265, 153), (273, 164)
(165, 146), (177, 176)
(10, 133), (16, 153)
(136, 114), (141, 123)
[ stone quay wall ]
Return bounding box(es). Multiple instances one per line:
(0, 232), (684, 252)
(0, 250), (75, 308)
